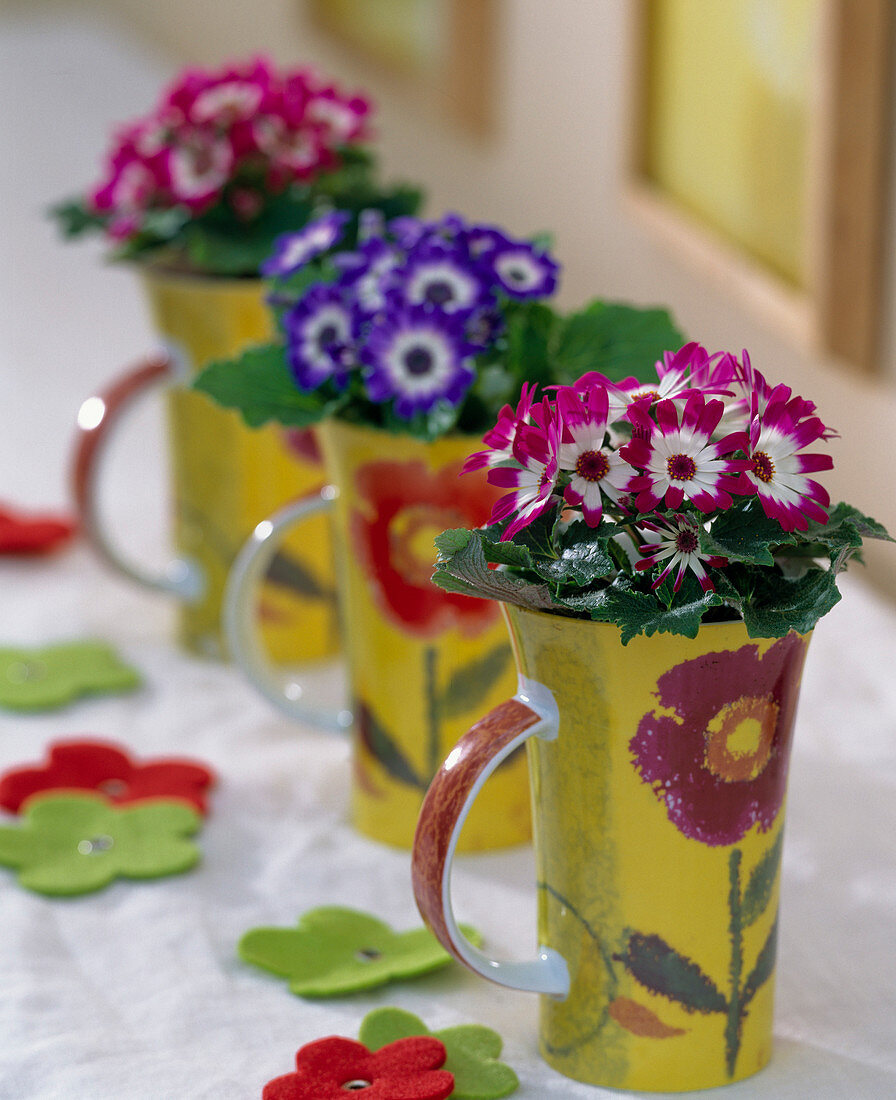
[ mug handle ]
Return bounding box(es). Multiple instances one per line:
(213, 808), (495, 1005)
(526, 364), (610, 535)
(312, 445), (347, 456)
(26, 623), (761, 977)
(71, 354), (205, 601)
(223, 490), (352, 734)
(412, 676), (570, 998)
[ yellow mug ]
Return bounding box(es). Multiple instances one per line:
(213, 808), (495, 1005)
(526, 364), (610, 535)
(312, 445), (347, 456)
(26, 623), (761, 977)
(71, 270), (338, 661)
(225, 418), (530, 851)
(413, 606), (812, 1091)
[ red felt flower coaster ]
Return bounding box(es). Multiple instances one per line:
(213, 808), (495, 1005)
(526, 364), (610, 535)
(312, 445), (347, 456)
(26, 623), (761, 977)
(263, 1035), (454, 1100)
(0, 739), (215, 814)
(0, 504), (76, 555)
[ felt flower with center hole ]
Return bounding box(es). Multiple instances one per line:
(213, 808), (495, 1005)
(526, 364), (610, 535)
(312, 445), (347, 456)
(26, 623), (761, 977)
(0, 739), (215, 814)
(359, 1008), (519, 1100)
(262, 1035), (454, 1100)
(238, 906), (482, 997)
(0, 641), (140, 711)
(0, 792), (201, 896)
(0, 504), (76, 554)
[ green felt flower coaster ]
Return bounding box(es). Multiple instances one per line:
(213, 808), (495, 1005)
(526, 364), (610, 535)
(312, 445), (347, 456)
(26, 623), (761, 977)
(238, 906), (483, 998)
(0, 641), (140, 711)
(0, 792), (201, 896)
(359, 1008), (519, 1100)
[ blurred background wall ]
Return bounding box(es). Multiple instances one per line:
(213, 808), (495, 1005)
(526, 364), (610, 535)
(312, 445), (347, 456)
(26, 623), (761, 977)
(6, 0), (896, 597)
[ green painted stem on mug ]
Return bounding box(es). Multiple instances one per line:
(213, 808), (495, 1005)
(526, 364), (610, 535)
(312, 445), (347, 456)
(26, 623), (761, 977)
(725, 848), (744, 1077)
(424, 646), (440, 781)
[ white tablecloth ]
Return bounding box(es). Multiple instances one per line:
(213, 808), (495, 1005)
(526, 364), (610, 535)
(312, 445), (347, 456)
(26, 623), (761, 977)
(2, 12), (895, 1099)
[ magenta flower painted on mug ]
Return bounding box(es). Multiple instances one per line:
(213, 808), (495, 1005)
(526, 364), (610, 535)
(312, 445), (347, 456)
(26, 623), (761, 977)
(628, 633), (809, 847)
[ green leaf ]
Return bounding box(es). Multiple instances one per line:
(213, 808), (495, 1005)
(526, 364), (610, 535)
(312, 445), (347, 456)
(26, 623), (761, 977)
(741, 831), (784, 927)
(534, 520), (618, 587)
(616, 931), (728, 1014)
(550, 300), (686, 384)
(742, 918), (779, 1005)
(193, 344), (336, 428)
(556, 579), (720, 644)
(742, 568), (841, 637)
(439, 643), (514, 719)
(502, 302), (558, 389)
(49, 198), (108, 238)
(434, 528), (472, 556)
(431, 529), (556, 611)
(702, 501), (796, 566)
(355, 700), (428, 791)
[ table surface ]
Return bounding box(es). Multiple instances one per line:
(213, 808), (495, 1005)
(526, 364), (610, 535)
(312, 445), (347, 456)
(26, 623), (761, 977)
(3, 12), (896, 1099)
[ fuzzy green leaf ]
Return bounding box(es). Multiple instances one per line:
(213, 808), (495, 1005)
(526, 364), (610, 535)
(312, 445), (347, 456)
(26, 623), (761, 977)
(503, 302), (558, 389)
(550, 300), (686, 384)
(702, 502), (795, 565)
(742, 569), (841, 638)
(193, 344), (336, 428)
(534, 520), (618, 587)
(431, 530), (556, 611)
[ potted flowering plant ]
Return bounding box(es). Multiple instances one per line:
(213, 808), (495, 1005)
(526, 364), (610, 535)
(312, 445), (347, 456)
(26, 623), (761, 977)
(192, 209), (687, 849)
(52, 54), (420, 275)
(431, 344), (892, 640)
(410, 346), (893, 1090)
(62, 55), (420, 661)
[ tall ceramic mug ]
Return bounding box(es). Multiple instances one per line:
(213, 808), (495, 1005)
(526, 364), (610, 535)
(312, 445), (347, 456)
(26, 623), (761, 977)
(412, 606), (811, 1091)
(72, 270), (338, 660)
(225, 418), (530, 851)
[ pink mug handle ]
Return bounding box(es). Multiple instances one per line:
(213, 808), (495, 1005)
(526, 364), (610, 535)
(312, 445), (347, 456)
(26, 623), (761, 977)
(71, 355), (204, 601)
(411, 677), (570, 997)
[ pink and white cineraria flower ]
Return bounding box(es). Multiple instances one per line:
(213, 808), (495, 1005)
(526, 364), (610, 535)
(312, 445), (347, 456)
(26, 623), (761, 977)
(744, 389), (834, 531)
(555, 385), (637, 526)
(487, 411), (561, 539)
(622, 393), (751, 513)
(462, 383), (538, 473)
(635, 513), (727, 592)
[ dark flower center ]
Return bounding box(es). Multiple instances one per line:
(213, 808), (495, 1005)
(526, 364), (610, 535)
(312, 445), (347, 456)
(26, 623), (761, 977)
(317, 323), (340, 349)
(505, 265), (530, 285)
(342, 1080), (373, 1091)
(354, 947), (382, 961)
(667, 454), (697, 482)
(98, 778), (129, 797)
(404, 346), (435, 375)
(77, 835), (114, 855)
(423, 279), (455, 306)
(751, 452), (775, 483)
(675, 529), (699, 554)
(575, 449), (609, 482)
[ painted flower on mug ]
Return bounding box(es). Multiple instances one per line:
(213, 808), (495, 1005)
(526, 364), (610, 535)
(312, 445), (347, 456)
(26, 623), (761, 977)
(629, 633), (809, 846)
(352, 459), (500, 637)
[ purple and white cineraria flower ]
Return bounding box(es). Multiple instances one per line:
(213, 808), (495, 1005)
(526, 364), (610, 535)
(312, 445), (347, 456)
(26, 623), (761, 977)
(268, 210), (560, 422)
(360, 307), (478, 418)
(261, 210), (351, 277)
(283, 283), (356, 390)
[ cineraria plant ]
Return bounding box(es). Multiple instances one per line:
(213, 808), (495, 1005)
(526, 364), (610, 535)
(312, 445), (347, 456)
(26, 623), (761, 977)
(433, 345), (893, 642)
(51, 55), (421, 276)
(193, 208), (685, 440)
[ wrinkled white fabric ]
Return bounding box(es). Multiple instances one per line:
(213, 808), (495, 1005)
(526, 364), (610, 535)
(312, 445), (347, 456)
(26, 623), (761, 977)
(2, 12), (895, 1099)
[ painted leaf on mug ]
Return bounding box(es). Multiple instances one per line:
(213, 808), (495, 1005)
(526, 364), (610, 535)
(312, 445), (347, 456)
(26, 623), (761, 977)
(439, 643), (513, 720)
(740, 830), (784, 928)
(614, 932), (728, 1016)
(742, 919), (778, 1006)
(264, 548), (334, 601)
(607, 997), (686, 1039)
(355, 699), (428, 792)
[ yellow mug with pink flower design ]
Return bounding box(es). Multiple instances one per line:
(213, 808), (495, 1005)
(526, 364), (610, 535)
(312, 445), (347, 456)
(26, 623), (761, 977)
(412, 608), (811, 1091)
(224, 418), (529, 850)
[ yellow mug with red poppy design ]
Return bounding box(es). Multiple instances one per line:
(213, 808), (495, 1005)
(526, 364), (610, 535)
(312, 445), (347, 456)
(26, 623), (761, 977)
(72, 270), (339, 661)
(412, 607), (812, 1091)
(224, 417), (529, 850)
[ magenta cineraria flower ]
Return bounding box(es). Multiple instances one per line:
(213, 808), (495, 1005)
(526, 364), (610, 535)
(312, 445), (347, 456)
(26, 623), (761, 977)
(555, 385), (637, 526)
(360, 308), (477, 419)
(487, 410), (561, 539)
(462, 383), (538, 473)
(261, 211), (351, 277)
(284, 284), (356, 391)
(746, 392), (834, 531)
(635, 513), (727, 592)
(623, 393), (752, 514)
